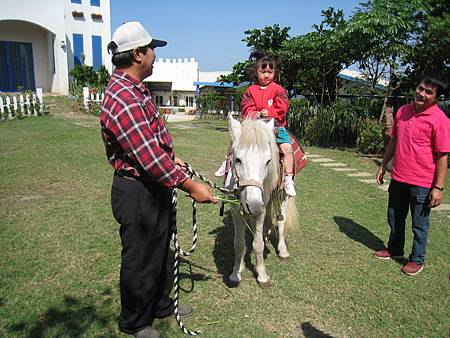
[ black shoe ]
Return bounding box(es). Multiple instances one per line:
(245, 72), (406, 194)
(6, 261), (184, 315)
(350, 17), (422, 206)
(173, 303), (193, 318)
(133, 326), (162, 338)
(154, 303), (193, 319)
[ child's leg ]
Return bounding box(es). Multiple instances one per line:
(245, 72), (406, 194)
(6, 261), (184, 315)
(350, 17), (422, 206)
(215, 141), (232, 177)
(280, 143), (294, 174)
(279, 143), (296, 197)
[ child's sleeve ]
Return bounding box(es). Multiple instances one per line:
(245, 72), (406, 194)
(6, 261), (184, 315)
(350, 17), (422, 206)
(241, 89), (258, 120)
(268, 89), (289, 125)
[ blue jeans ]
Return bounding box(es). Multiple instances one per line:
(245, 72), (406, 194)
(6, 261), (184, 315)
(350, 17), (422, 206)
(387, 179), (431, 264)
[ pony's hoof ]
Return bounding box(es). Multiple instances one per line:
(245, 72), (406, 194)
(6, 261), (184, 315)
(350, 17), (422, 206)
(227, 279), (240, 288)
(278, 255), (289, 263)
(258, 280), (272, 289)
(228, 275), (241, 288)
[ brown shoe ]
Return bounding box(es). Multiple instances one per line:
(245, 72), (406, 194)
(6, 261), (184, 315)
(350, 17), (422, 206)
(401, 261), (424, 276)
(374, 249), (402, 260)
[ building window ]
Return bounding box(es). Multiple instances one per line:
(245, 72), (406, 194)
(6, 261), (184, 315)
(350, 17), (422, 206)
(71, 0), (82, 4)
(73, 33), (84, 66)
(92, 35), (102, 70)
(186, 97), (194, 107)
(90, 0), (100, 6)
(172, 96), (178, 106)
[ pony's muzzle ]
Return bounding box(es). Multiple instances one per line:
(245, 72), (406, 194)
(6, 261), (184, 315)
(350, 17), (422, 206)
(241, 186), (264, 216)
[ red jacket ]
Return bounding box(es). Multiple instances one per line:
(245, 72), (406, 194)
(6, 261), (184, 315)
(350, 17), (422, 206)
(241, 82), (289, 127)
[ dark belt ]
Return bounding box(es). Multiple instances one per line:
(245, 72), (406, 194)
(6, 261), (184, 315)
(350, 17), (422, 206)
(114, 170), (155, 184)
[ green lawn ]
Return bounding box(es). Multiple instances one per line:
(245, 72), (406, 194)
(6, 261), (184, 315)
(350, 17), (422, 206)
(0, 99), (449, 337)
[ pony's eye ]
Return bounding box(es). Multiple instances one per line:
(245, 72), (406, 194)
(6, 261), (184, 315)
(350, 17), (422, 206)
(235, 158), (242, 164)
(266, 159), (271, 165)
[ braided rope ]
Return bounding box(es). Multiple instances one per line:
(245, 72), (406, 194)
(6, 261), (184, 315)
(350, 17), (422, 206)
(170, 163), (240, 335)
(183, 162), (237, 195)
(171, 188), (201, 335)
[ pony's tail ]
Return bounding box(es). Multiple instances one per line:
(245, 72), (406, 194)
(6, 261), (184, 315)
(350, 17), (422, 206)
(284, 197), (298, 232)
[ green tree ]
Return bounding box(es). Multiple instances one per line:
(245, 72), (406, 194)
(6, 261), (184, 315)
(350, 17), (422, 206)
(218, 24), (291, 87)
(281, 7), (354, 104)
(400, 0), (450, 95)
(343, 0), (431, 118)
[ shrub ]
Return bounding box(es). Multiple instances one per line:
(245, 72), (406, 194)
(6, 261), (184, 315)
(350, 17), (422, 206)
(69, 65), (111, 96)
(286, 99), (317, 141)
(357, 118), (384, 155)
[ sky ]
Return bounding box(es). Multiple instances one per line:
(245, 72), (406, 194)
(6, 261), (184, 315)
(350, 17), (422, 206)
(110, 0), (362, 72)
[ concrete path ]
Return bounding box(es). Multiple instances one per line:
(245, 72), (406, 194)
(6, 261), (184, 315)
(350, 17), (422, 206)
(305, 152), (450, 218)
(166, 114), (197, 122)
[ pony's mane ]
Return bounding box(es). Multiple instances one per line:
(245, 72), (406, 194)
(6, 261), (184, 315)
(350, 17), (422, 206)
(234, 119), (280, 191)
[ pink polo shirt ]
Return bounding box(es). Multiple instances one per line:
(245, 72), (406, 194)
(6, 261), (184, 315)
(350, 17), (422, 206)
(391, 103), (450, 188)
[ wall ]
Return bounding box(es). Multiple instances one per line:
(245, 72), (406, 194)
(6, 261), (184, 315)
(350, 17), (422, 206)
(0, 0), (68, 92)
(0, 21), (53, 91)
(148, 58), (199, 92)
(64, 0), (112, 73)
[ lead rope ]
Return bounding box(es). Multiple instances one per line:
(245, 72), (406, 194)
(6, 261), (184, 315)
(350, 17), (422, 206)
(171, 187), (200, 336)
(171, 163), (238, 335)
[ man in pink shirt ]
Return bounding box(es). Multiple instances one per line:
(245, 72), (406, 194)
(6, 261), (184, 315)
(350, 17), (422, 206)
(374, 75), (449, 276)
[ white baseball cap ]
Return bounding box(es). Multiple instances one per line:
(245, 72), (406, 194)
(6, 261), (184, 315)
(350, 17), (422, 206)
(110, 21), (167, 53)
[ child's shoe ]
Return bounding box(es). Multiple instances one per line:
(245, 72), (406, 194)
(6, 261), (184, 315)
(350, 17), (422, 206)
(215, 160), (227, 177)
(283, 174), (296, 197)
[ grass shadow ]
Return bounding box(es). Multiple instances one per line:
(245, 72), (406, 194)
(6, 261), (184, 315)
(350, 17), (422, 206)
(166, 249), (210, 294)
(300, 321), (334, 338)
(334, 216), (385, 252)
(210, 209), (258, 286)
(6, 291), (118, 337)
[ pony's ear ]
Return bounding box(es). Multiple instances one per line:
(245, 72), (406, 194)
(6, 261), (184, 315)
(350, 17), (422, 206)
(229, 115), (242, 141)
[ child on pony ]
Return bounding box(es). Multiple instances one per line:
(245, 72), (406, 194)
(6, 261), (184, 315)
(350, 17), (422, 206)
(215, 52), (296, 197)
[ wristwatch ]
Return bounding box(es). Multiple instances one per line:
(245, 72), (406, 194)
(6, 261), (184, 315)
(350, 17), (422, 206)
(433, 186), (444, 191)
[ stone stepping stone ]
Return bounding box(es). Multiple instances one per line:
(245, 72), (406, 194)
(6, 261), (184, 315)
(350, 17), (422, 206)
(306, 154), (322, 158)
(358, 178), (378, 184)
(347, 172), (372, 177)
(434, 204), (450, 212)
(377, 184), (390, 192)
(332, 168), (357, 172)
(320, 162), (347, 167)
(310, 158), (335, 163)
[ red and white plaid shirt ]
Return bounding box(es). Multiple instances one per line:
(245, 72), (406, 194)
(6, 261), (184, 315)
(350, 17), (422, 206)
(100, 69), (188, 189)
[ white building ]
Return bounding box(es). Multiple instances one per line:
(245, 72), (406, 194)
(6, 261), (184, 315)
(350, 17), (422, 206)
(0, 0), (111, 93)
(145, 57), (231, 112)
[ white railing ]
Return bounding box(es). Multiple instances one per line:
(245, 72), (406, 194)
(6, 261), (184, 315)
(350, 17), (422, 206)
(83, 87), (104, 110)
(0, 88), (44, 120)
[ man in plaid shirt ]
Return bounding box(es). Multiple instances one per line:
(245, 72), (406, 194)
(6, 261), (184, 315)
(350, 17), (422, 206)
(100, 22), (216, 338)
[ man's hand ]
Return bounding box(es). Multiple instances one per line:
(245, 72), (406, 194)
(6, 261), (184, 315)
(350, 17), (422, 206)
(428, 188), (443, 208)
(179, 178), (217, 204)
(376, 166), (385, 184)
(174, 156), (185, 168)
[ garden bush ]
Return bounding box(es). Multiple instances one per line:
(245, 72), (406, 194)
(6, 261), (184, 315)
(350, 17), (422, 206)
(286, 99), (317, 141)
(357, 118), (384, 155)
(69, 65), (110, 96)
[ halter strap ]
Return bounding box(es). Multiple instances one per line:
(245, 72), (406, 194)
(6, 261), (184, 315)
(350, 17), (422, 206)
(238, 179), (264, 191)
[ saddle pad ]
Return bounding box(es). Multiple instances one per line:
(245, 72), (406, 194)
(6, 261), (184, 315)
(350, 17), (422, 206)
(289, 132), (308, 175)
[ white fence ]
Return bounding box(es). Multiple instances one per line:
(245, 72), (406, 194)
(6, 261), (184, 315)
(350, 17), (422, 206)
(83, 87), (104, 110)
(0, 88), (44, 120)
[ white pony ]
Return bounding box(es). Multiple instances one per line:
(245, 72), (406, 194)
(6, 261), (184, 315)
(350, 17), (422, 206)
(226, 116), (298, 288)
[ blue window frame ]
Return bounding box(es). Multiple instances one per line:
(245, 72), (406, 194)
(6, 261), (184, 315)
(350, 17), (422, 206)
(92, 35), (102, 70)
(90, 0), (100, 6)
(0, 41), (35, 92)
(71, 0), (82, 4)
(73, 33), (84, 66)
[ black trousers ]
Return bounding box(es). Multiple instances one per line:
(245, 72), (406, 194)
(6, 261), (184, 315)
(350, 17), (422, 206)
(111, 174), (174, 334)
